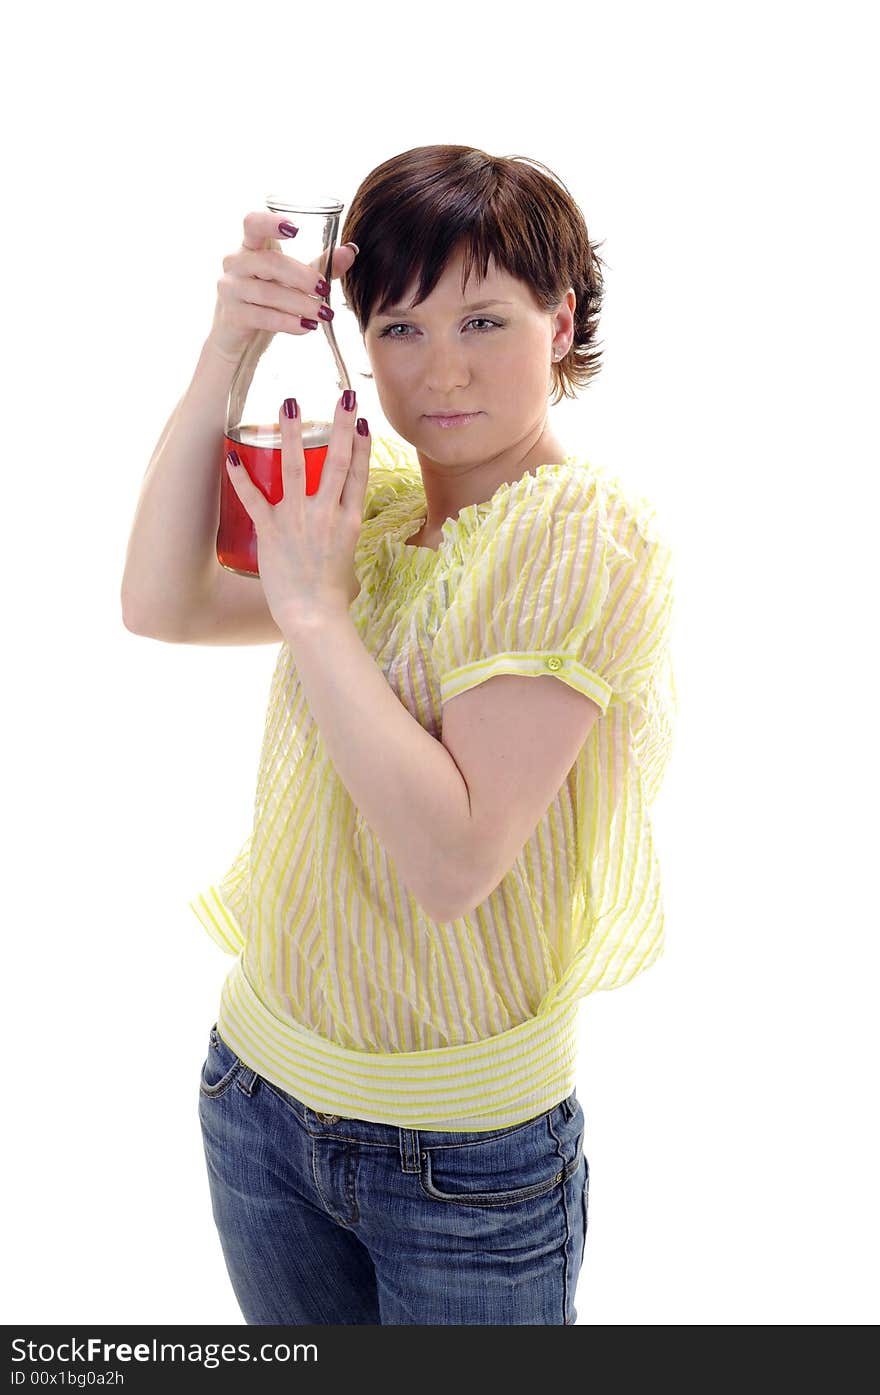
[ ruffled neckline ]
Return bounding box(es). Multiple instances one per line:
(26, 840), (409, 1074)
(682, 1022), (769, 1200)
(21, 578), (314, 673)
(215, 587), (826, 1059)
(381, 455), (585, 570)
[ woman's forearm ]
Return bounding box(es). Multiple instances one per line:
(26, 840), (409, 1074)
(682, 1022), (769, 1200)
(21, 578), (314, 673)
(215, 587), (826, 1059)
(283, 610), (473, 922)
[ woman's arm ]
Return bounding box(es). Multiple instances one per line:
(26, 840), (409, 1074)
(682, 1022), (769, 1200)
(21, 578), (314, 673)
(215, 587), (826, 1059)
(284, 611), (474, 922)
(120, 337), (241, 635)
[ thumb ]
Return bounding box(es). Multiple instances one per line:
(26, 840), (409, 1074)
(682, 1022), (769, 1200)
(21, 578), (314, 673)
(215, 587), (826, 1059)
(309, 242), (359, 281)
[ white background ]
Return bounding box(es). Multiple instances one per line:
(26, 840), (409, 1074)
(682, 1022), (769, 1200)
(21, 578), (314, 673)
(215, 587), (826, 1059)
(3, 0), (877, 1326)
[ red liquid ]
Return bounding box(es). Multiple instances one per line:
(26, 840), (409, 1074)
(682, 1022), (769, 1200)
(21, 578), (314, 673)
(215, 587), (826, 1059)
(218, 422), (330, 576)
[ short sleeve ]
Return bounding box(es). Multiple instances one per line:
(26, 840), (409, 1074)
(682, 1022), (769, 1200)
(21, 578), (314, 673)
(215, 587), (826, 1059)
(431, 464), (674, 715)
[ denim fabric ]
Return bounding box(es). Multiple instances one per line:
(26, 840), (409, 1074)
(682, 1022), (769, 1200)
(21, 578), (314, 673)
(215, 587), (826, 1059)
(198, 1021), (590, 1325)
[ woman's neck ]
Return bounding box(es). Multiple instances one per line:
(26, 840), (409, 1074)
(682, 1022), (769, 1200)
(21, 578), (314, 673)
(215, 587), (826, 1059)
(414, 419), (570, 536)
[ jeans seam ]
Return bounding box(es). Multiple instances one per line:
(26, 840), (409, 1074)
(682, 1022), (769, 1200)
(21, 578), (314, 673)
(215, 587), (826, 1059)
(550, 1097), (577, 1323)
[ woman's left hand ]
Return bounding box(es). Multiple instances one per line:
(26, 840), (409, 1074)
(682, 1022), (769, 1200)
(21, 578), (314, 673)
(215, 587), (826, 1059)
(226, 391), (370, 632)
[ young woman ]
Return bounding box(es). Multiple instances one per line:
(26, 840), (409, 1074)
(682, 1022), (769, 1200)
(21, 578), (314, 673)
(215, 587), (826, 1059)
(121, 144), (676, 1325)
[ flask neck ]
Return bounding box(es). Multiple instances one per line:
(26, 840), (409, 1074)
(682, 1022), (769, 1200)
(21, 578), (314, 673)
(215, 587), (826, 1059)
(226, 198), (352, 432)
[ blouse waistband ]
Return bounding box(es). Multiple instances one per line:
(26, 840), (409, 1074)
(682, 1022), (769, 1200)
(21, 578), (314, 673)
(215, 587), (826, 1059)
(215, 957), (580, 1132)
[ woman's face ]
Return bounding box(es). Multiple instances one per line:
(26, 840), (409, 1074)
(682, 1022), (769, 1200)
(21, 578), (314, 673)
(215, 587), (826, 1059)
(363, 246), (573, 460)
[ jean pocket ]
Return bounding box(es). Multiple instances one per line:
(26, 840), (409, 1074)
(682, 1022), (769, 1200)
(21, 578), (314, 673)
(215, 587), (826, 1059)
(418, 1099), (582, 1208)
(198, 1023), (243, 1099)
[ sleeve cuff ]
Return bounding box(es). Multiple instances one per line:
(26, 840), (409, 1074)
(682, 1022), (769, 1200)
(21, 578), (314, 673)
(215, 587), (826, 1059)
(439, 651), (613, 714)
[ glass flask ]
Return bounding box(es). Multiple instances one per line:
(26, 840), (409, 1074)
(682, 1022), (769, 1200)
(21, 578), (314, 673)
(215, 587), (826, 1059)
(218, 195), (352, 577)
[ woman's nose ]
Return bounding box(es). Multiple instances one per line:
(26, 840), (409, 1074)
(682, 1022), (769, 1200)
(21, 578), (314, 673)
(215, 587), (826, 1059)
(423, 342), (470, 392)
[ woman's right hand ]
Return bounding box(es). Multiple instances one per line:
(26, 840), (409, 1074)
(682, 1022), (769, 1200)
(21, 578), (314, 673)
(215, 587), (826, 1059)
(206, 210), (359, 365)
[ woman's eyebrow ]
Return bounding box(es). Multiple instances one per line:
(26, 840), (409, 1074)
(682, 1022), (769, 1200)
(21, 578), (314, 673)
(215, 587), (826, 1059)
(376, 299), (514, 318)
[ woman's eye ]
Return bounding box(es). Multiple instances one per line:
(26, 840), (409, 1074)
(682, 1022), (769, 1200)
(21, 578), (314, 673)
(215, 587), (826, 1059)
(380, 318), (500, 339)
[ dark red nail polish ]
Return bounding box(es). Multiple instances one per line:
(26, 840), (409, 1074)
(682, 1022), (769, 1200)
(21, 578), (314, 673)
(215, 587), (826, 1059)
(317, 304), (334, 321)
(356, 417), (369, 437)
(315, 277), (331, 296)
(283, 398), (298, 419)
(342, 390), (356, 412)
(278, 221), (298, 237)
(300, 317), (319, 331)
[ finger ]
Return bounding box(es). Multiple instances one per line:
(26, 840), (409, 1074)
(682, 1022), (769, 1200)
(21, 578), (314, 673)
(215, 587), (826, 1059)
(341, 415), (371, 516)
(238, 212), (357, 284)
(226, 246), (336, 327)
(278, 398), (305, 513)
(225, 449), (269, 527)
(316, 390), (359, 504)
(241, 209), (299, 253)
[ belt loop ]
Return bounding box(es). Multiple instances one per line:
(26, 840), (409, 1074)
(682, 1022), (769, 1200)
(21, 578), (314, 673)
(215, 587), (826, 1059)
(237, 1066), (258, 1096)
(399, 1127), (422, 1173)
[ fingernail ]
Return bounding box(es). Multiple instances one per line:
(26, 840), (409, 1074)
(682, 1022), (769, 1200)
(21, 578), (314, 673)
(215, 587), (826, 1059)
(315, 276), (331, 296)
(356, 417), (369, 437)
(300, 317), (319, 331)
(283, 398), (298, 419)
(343, 242), (360, 255)
(317, 304), (334, 321)
(227, 449), (241, 467)
(342, 390), (356, 412)
(278, 221), (299, 237)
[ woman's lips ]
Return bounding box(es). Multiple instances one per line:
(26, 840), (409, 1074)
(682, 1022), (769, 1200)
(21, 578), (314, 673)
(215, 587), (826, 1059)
(424, 412), (481, 428)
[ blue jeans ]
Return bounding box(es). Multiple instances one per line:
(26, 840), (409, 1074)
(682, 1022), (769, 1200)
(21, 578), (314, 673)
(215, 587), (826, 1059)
(198, 1022), (590, 1325)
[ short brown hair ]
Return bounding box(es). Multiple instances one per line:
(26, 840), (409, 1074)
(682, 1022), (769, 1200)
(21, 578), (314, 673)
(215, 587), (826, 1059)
(340, 145), (606, 405)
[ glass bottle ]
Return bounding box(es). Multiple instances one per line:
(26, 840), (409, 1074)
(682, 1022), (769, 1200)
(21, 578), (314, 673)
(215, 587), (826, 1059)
(217, 195), (352, 577)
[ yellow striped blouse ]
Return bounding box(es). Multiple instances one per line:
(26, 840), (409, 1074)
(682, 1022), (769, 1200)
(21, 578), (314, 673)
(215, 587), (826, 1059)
(190, 434), (677, 1131)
